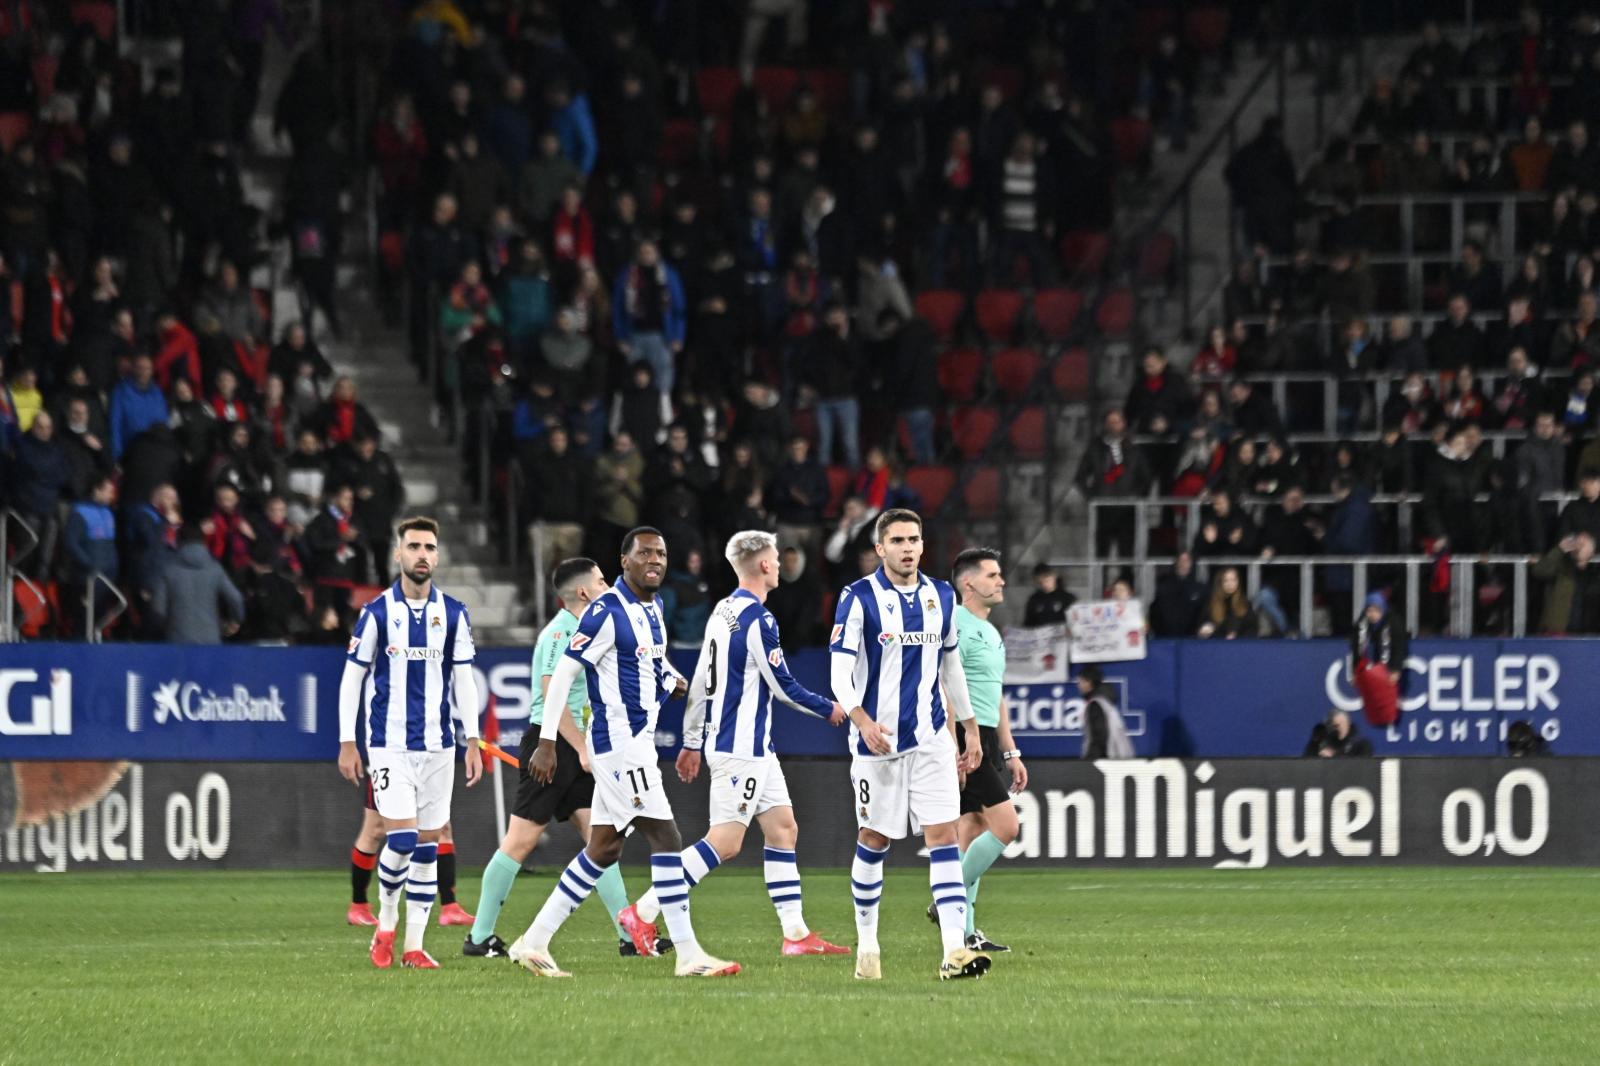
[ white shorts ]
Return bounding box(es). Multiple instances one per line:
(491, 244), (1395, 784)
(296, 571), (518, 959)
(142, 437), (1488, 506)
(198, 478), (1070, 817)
(367, 748), (455, 830)
(850, 728), (961, 840)
(706, 754), (791, 826)
(589, 733), (674, 830)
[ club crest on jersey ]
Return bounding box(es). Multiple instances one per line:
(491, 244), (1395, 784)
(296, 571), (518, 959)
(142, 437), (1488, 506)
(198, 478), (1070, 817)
(431, 614), (443, 629)
(925, 597), (936, 611)
(738, 802), (749, 815)
(768, 648), (784, 667)
(570, 633), (591, 650)
(632, 795), (644, 809)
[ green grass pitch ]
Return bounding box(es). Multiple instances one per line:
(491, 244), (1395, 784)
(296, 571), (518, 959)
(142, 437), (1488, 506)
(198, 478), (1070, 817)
(5, 867), (1599, 1064)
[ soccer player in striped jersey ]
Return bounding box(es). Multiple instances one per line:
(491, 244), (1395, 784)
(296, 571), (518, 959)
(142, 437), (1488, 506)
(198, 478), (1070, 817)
(618, 530), (851, 956)
(930, 547), (1027, 953)
(510, 527), (740, 979)
(831, 508), (988, 981)
(337, 516), (484, 970)
(462, 557), (663, 959)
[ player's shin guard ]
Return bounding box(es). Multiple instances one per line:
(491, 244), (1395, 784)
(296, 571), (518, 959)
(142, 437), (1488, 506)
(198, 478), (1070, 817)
(928, 844), (968, 955)
(404, 842), (438, 953)
(851, 841), (887, 953)
(763, 847), (808, 939)
(351, 846), (378, 904)
(526, 850), (610, 951)
(470, 849), (522, 946)
(377, 829), (418, 932)
(650, 852), (700, 959)
(959, 831), (1006, 936)
(634, 838), (720, 923)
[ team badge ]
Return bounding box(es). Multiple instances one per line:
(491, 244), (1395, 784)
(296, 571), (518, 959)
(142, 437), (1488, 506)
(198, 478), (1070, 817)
(925, 597), (936, 611)
(859, 806), (869, 818)
(738, 803), (749, 815)
(632, 795), (644, 809)
(431, 614), (443, 629)
(768, 648), (783, 667)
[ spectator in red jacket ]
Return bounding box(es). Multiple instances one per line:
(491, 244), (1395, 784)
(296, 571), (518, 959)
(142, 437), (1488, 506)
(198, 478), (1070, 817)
(153, 312), (201, 391)
(549, 183), (595, 269)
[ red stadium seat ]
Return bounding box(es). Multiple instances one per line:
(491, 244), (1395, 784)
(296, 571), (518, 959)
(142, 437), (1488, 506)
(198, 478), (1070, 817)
(950, 407), (1001, 459)
(825, 465), (852, 516)
(659, 119), (699, 168)
(936, 347), (984, 402)
(905, 466), (956, 512)
(991, 348), (1042, 401)
(1109, 116), (1153, 172)
(0, 112), (33, 152)
(70, 1), (115, 41)
(1184, 6), (1231, 54)
(1095, 286), (1135, 338)
(1059, 230), (1110, 280)
(1137, 231), (1177, 287)
(753, 67), (800, 111)
(1052, 347), (1091, 399)
(973, 289), (1025, 344)
(347, 585), (385, 609)
(694, 67), (741, 119)
(1008, 406), (1048, 458)
(963, 466), (1003, 516)
(915, 289), (965, 341)
(807, 69), (849, 112)
(1032, 288), (1083, 341)
(14, 579), (58, 638)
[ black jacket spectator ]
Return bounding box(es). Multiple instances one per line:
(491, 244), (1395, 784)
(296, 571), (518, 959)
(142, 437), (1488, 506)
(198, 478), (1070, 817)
(1023, 586), (1076, 627)
(525, 432), (592, 526)
(1124, 357), (1192, 434)
(1427, 304), (1490, 369)
(1225, 118), (1298, 252)
(770, 441), (830, 526)
(1150, 556), (1207, 636)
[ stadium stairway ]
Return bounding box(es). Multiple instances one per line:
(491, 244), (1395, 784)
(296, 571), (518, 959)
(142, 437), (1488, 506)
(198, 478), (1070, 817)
(232, 42), (533, 646)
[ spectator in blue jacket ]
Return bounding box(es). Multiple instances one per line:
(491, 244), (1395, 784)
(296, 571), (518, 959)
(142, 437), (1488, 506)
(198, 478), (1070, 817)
(544, 79), (597, 178)
(109, 354), (170, 460)
(64, 475), (119, 637)
(12, 411), (73, 573)
(612, 240), (686, 399)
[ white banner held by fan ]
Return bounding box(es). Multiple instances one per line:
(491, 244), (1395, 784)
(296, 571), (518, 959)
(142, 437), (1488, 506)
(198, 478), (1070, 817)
(1067, 600), (1149, 663)
(1001, 624), (1070, 683)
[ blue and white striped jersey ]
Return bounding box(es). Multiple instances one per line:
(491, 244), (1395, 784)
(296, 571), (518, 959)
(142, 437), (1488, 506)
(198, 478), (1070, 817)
(347, 581), (475, 752)
(564, 578), (685, 755)
(683, 590), (833, 758)
(829, 568), (958, 759)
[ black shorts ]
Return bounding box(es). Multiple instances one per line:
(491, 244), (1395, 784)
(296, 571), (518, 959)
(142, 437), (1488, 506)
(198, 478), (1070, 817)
(959, 724), (1011, 814)
(512, 730), (594, 826)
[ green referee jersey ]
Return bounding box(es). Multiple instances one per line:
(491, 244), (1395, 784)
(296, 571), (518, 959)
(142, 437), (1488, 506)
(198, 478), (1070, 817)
(955, 604), (1004, 728)
(529, 608), (590, 731)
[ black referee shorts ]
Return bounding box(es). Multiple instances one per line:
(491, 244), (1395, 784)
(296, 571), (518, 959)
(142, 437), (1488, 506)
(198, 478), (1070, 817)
(959, 724), (1012, 814)
(512, 730), (595, 826)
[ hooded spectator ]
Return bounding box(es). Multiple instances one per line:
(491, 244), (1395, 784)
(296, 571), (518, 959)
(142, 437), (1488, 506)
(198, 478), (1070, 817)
(150, 525), (246, 644)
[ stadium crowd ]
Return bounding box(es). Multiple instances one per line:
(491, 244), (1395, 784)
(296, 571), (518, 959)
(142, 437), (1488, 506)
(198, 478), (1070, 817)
(1083, 10), (1600, 638)
(0, 1), (411, 642)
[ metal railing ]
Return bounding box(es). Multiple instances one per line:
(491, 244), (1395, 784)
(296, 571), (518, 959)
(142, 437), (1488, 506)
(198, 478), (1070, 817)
(1086, 492), (1576, 570)
(1, 510), (44, 643)
(1054, 552), (1542, 637)
(84, 572), (128, 644)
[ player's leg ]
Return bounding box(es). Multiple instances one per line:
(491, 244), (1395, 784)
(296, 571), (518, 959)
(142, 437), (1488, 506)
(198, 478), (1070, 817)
(366, 750), (419, 968)
(960, 799), (1018, 950)
(631, 754), (759, 926)
(912, 735), (990, 980)
(566, 806), (633, 947)
(755, 762), (847, 955)
(465, 813), (545, 954)
(634, 814), (738, 976)
(347, 805), (384, 925)
(436, 822), (472, 925)
(849, 755), (906, 979)
(399, 751), (455, 968)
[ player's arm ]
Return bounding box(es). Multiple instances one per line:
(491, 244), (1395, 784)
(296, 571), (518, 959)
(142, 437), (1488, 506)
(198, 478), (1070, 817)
(994, 693), (1027, 791)
(448, 606), (483, 785)
(755, 614), (842, 724)
(675, 639), (711, 782)
(831, 590), (891, 754)
(940, 644), (983, 772)
(337, 608), (377, 785)
(542, 673), (587, 754)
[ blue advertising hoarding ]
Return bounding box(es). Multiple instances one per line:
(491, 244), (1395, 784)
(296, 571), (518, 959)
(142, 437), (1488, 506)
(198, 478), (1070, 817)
(0, 639), (1591, 761)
